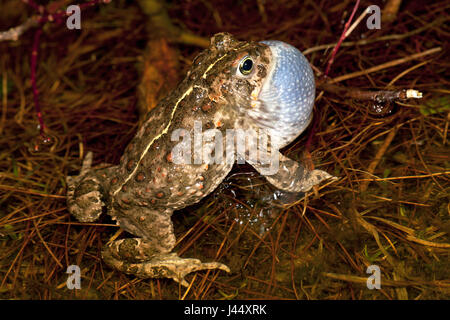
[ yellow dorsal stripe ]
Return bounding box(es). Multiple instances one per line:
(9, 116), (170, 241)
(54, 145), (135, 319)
(202, 53), (228, 79)
(113, 86), (193, 196)
(112, 48), (242, 196)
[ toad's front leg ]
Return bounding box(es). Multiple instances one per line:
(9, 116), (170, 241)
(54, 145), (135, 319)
(249, 152), (335, 193)
(66, 152), (114, 222)
(102, 208), (230, 287)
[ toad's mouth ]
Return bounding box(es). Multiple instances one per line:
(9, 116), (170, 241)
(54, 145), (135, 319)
(248, 40), (316, 148)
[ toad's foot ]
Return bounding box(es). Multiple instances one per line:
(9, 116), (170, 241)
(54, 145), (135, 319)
(102, 238), (230, 287)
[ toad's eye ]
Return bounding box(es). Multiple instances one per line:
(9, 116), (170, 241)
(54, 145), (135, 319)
(238, 56), (254, 75)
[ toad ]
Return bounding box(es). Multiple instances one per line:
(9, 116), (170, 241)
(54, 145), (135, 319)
(66, 33), (333, 286)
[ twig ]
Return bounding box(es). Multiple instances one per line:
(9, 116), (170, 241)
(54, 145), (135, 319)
(303, 18), (447, 55)
(404, 235), (450, 248)
(137, 0), (209, 48)
(356, 171), (450, 181)
(0, 17), (39, 41)
(344, 5), (371, 38)
(319, 83), (423, 101)
(318, 83), (422, 116)
(0, 184), (66, 198)
(387, 60), (430, 86)
(326, 47), (442, 83)
(30, 29), (45, 137)
(33, 219), (64, 268)
(360, 127), (397, 192)
(323, 272), (450, 287)
(383, 0), (403, 23)
(0, 59), (6, 135)
(12, 0), (111, 144)
(324, 0), (361, 76)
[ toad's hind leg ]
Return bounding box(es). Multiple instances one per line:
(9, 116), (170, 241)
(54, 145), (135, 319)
(102, 208), (230, 287)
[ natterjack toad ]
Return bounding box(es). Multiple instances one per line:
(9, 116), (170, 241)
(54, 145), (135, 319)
(66, 33), (333, 286)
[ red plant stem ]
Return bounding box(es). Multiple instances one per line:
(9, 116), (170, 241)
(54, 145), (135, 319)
(305, 110), (318, 152)
(22, 0), (44, 13)
(307, 1), (361, 151)
(37, 0), (105, 24)
(23, 0), (109, 138)
(30, 28), (45, 137)
(324, 0), (361, 77)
